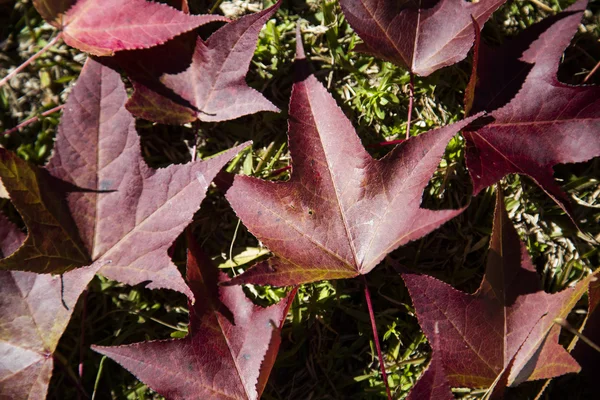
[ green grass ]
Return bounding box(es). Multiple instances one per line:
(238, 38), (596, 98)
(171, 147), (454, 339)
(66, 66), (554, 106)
(0, 0), (599, 399)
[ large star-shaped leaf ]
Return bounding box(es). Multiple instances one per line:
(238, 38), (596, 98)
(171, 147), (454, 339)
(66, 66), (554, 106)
(92, 233), (294, 400)
(32, 0), (226, 56)
(122, 1), (280, 124)
(0, 58), (249, 298)
(403, 192), (593, 397)
(339, 0), (506, 76)
(464, 0), (600, 215)
(224, 35), (480, 287)
(0, 214), (100, 400)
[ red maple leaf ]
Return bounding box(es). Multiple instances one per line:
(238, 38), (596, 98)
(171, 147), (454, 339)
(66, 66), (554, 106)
(122, 1), (281, 124)
(339, 0), (506, 76)
(0, 58), (248, 298)
(224, 32), (481, 287)
(32, 0), (226, 55)
(92, 233), (295, 400)
(464, 0), (600, 216)
(402, 191), (595, 397)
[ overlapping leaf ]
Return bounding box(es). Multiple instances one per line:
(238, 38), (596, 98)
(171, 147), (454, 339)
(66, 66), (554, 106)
(0, 58), (249, 298)
(93, 233), (294, 400)
(402, 192), (594, 397)
(464, 0), (600, 215)
(224, 34), (480, 287)
(339, 0), (506, 76)
(32, 0), (226, 56)
(0, 215), (100, 400)
(121, 1), (280, 124)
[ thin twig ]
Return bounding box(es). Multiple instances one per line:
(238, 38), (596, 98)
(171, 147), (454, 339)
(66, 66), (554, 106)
(554, 318), (600, 353)
(2, 104), (64, 136)
(584, 60), (600, 83)
(0, 33), (62, 89)
(405, 72), (415, 140)
(78, 290), (89, 393)
(362, 275), (393, 400)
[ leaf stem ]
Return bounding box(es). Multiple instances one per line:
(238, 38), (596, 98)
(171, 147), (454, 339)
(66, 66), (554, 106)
(78, 289), (89, 400)
(554, 318), (600, 353)
(1, 104), (64, 136)
(405, 72), (415, 140)
(362, 275), (392, 400)
(0, 33), (62, 89)
(584, 60), (600, 83)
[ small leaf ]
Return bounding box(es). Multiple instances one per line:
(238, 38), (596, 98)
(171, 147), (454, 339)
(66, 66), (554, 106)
(123, 1), (281, 124)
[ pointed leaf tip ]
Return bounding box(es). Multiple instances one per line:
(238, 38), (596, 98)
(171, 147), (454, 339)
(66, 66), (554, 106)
(56, 0), (227, 55)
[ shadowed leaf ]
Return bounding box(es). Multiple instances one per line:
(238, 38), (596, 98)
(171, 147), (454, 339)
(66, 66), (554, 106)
(571, 276), (600, 377)
(32, 0), (74, 27)
(402, 192), (592, 395)
(92, 233), (294, 400)
(0, 215), (100, 400)
(464, 0), (600, 217)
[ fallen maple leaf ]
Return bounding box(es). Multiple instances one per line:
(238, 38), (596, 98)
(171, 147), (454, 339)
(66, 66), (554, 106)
(402, 191), (594, 396)
(123, 1), (280, 124)
(464, 0), (600, 215)
(0, 58), (249, 298)
(32, 0), (226, 56)
(224, 33), (481, 287)
(92, 232), (294, 400)
(339, 0), (506, 76)
(0, 214), (100, 400)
